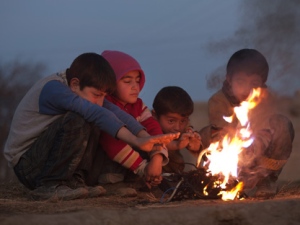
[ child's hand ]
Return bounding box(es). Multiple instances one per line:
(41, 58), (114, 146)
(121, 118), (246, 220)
(136, 132), (180, 152)
(176, 133), (193, 149)
(167, 133), (194, 151)
(144, 154), (163, 187)
(168, 131), (202, 151)
(187, 131), (202, 152)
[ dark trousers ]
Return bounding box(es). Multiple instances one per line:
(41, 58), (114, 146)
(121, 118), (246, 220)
(14, 112), (103, 190)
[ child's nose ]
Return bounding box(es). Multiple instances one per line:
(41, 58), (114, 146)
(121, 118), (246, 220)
(173, 123), (181, 132)
(132, 81), (139, 89)
(96, 97), (105, 106)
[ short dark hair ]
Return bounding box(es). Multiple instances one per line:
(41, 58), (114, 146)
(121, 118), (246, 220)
(66, 52), (116, 93)
(152, 86), (194, 117)
(226, 49), (269, 83)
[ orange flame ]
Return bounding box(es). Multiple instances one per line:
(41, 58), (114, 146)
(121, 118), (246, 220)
(221, 182), (244, 201)
(198, 88), (262, 200)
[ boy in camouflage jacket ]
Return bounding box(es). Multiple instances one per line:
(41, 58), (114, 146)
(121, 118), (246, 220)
(204, 49), (294, 197)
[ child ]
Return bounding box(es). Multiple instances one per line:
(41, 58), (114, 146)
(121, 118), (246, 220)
(3, 52), (178, 200)
(152, 86), (202, 173)
(99, 50), (188, 187)
(206, 48), (294, 197)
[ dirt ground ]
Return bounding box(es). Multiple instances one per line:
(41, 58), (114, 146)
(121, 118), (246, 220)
(1, 178), (300, 225)
(1, 98), (300, 225)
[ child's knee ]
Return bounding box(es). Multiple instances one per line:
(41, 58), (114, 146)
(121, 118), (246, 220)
(269, 114), (294, 141)
(61, 112), (94, 139)
(62, 112), (87, 128)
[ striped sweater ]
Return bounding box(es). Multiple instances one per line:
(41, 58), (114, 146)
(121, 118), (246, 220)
(99, 95), (167, 171)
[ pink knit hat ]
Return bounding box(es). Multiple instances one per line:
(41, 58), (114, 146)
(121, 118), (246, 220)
(101, 50), (145, 91)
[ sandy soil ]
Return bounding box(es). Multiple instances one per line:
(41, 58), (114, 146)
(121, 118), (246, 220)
(1, 98), (299, 225)
(0, 179), (300, 225)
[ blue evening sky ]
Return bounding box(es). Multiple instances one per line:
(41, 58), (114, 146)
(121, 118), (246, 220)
(1, 0), (250, 106)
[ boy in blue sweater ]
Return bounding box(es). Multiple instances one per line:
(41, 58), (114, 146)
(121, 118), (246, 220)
(4, 52), (178, 201)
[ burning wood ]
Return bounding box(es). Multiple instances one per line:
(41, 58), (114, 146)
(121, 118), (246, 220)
(159, 168), (246, 202)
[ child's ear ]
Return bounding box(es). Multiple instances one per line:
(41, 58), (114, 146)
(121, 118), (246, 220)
(151, 109), (157, 119)
(69, 78), (80, 92)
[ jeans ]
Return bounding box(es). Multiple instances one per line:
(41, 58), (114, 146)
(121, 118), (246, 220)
(14, 112), (102, 189)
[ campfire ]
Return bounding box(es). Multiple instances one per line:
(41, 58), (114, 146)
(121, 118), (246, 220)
(159, 88), (262, 202)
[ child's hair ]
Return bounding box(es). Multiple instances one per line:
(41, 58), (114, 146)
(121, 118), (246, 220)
(226, 49), (269, 83)
(66, 52), (116, 94)
(153, 86), (194, 117)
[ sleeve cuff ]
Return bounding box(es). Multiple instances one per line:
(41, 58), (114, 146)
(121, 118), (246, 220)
(149, 146), (169, 166)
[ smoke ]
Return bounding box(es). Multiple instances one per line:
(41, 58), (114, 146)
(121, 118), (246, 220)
(206, 0), (300, 96)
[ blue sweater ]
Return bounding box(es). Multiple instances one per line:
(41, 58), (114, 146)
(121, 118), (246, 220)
(4, 71), (144, 167)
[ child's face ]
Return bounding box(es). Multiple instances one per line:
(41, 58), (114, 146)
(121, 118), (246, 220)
(75, 86), (107, 106)
(228, 72), (263, 102)
(115, 70), (140, 105)
(156, 112), (189, 134)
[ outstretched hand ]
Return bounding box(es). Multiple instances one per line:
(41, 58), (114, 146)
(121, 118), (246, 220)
(167, 131), (201, 151)
(136, 132), (180, 152)
(187, 131), (202, 151)
(116, 127), (180, 152)
(175, 132), (194, 149)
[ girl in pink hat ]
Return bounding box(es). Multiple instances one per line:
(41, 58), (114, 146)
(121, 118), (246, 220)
(99, 50), (167, 187)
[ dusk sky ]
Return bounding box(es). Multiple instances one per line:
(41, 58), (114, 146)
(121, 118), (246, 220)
(1, 1), (298, 107)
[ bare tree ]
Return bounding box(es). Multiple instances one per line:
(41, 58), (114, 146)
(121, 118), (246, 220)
(0, 60), (46, 180)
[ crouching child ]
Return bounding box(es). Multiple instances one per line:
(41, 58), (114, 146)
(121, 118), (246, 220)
(3, 52), (178, 200)
(205, 48), (294, 197)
